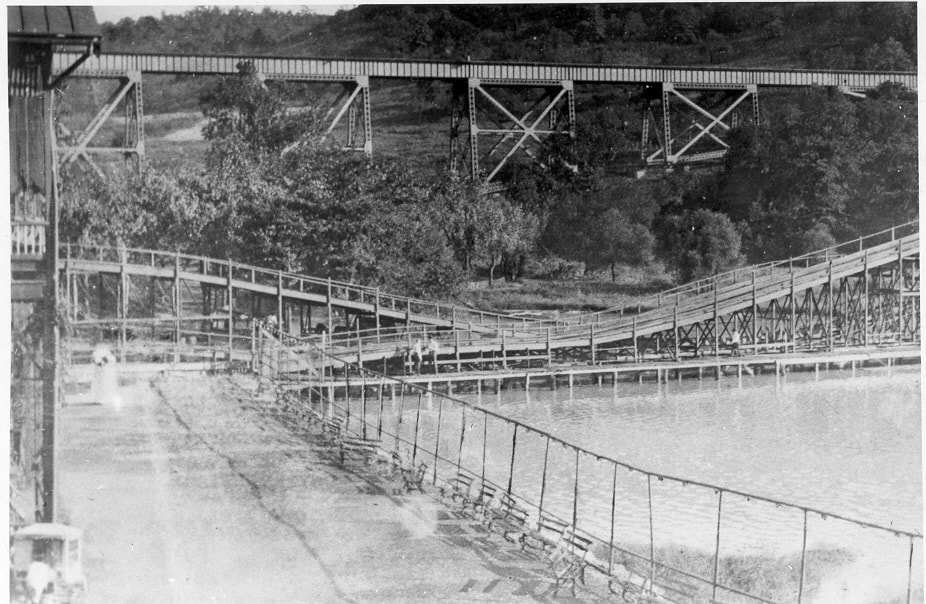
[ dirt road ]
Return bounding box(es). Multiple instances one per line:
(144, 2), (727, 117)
(57, 371), (599, 603)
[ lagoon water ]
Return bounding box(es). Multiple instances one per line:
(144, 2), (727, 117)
(373, 365), (922, 602)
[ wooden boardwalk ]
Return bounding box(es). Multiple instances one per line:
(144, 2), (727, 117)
(286, 346), (921, 397)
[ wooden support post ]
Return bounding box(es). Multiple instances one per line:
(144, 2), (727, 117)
(454, 330), (461, 372)
(898, 242), (904, 342)
(119, 249), (128, 363)
(863, 251), (870, 348)
(174, 253), (181, 363)
(276, 270), (284, 334)
(632, 316), (638, 362)
(790, 271), (797, 352)
(373, 288), (381, 342)
(751, 271), (758, 350)
(590, 325), (596, 365)
(227, 259), (234, 361)
(326, 278), (333, 331)
(673, 306), (679, 360)
(827, 260), (835, 352)
(501, 332), (508, 370)
(713, 286), (719, 357)
(546, 328), (552, 366)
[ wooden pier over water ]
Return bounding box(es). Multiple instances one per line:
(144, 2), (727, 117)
(288, 346), (921, 398)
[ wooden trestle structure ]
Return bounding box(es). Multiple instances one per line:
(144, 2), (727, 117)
(59, 221), (918, 374)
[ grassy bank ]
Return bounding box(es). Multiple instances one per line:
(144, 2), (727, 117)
(456, 263), (675, 315)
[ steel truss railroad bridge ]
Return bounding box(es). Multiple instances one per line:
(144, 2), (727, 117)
(53, 52), (916, 181)
(59, 221), (918, 374)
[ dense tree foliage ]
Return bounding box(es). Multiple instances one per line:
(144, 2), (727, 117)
(73, 4), (919, 300)
(101, 3), (915, 71)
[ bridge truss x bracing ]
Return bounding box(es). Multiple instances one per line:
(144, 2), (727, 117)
(450, 78), (575, 182)
(642, 83), (759, 166)
(52, 52), (916, 179)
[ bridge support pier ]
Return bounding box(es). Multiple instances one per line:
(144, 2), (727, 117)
(57, 70), (145, 175)
(450, 78), (575, 184)
(319, 75), (372, 156)
(643, 83), (757, 166)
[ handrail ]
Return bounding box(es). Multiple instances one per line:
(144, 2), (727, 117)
(257, 322), (922, 604)
(59, 219), (918, 342)
(569, 219), (920, 326)
(59, 241), (536, 331)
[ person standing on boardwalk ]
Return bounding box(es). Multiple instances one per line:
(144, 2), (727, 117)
(427, 336), (440, 373)
(411, 338), (423, 375)
(730, 329), (741, 356)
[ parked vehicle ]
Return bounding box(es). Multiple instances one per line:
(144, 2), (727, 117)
(11, 523), (85, 603)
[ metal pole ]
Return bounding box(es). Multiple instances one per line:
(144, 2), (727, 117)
(394, 383), (406, 455)
(456, 407), (466, 474)
(506, 424), (518, 495)
(411, 390), (422, 465)
(572, 448), (580, 528)
(608, 463), (618, 575)
(797, 509), (808, 603)
(481, 413), (488, 486)
(539, 438), (550, 516)
(648, 474), (656, 589)
(377, 377), (385, 439)
(906, 536), (914, 604)
(432, 395), (443, 483)
(711, 490), (723, 600)
(344, 361), (351, 433)
(360, 375), (367, 439)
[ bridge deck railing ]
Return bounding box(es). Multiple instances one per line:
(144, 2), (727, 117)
(256, 326), (923, 604)
(549, 220), (919, 333)
(61, 242), (539, 332)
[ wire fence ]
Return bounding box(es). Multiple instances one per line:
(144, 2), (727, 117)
(254, 322), (923, 604)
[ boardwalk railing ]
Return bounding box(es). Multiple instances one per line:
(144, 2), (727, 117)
(60, 242), (540, 333)
(255, 322), (923, 604)
(563, 220), (920, 328)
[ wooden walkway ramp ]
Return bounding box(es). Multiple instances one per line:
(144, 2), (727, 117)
(60, 222), (918, 372)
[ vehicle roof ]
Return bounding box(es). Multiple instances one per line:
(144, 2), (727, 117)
(14, 523), (83, 540)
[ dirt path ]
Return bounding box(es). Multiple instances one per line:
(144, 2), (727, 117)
(57, 371), (601, 603)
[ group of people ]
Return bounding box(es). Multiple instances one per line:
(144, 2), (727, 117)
(406, 335), (440, 375)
